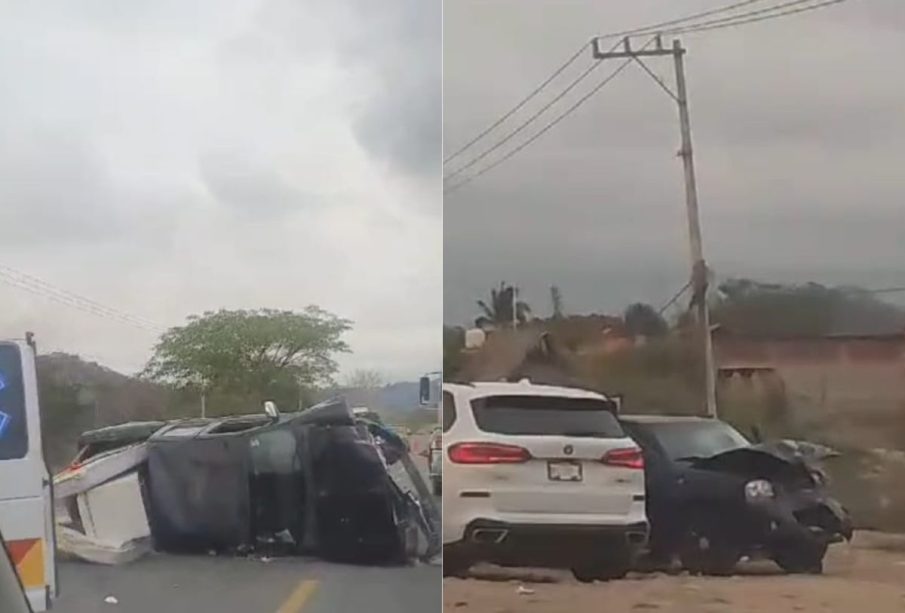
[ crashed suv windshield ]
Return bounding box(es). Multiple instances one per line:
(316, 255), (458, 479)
(645, 420), (750, 461)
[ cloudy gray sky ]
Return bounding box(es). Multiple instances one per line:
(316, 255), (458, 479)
(0, 0), (440, 380)
(444, 0), (905, 326)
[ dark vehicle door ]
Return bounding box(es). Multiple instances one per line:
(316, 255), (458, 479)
(620, 424), (682, 543)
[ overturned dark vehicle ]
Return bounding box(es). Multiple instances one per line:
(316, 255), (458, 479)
(619, 415), (853, 575)
(56, 398), (439, 565)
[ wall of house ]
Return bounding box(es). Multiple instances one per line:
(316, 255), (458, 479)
(715, 337), (905, 450)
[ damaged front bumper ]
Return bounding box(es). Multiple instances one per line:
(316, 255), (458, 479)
(750, 492), (853, 551)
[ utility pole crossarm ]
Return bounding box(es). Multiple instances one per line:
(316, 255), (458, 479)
(591, 35), (675, 60)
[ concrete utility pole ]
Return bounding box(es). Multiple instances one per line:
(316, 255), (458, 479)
(592, 36), (718, 418)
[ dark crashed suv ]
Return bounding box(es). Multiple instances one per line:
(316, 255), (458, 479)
(619, 415), (853, 575)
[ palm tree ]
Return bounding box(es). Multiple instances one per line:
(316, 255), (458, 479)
(475, 282), (532, 328)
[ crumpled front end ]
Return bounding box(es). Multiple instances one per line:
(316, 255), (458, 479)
(691, 443), (853, 553)
(750, 488), (853, 551)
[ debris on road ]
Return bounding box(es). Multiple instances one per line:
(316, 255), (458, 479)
(516, 585), (535, 596)
(103, 595), (118, 605)
(52, 398), (439, 567)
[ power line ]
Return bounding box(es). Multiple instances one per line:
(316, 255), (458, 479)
(598, 0), (771, 40)
(0, 264), (160, 329)
(444, 0), (774, 164)
(658, 281), (693, 316)
(0, 270), (158, 331)
(658, 0), (849, 36)
(444, 38), (655, 195)
(0, 264), (163, 333)
(443, 41), (590, 165)
(445, 0), (851, 193)
(444, 39), (622, 182)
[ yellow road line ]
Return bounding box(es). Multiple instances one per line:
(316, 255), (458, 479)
(276, 579), (320, 613)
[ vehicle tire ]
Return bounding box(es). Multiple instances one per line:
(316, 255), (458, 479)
(442, 549), (472, 578)
(571, 561), (630, 583)
(774, 542), (827, 575)
(571, 549), (631, 583)
(679, 530), (741, 576)
(571, 566), (600, 583)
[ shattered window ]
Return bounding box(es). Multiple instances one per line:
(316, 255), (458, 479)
(0, 344), (28, 461)
(471, 395), (623, 437)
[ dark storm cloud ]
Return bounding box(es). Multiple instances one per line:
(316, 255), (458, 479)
(339, 0), (441, 186)
(352, 69), (442, 184)
(246, 0), (441, 188)
(0, 0), (441, 379)
(200, 151), (318, 216)
(444, 0), (905, 325)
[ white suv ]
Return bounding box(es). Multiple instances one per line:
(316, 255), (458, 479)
(442, 381), (648, 582)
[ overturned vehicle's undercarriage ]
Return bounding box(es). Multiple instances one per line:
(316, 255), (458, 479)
(54, 398), (439, 566)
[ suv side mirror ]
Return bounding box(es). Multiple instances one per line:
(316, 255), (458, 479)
(264, 401), (280, 421)
(419, 376), (431, 406)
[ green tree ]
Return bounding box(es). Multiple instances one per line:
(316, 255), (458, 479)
(623, 302), (668, 338)
(475, 282), (531, 328)
(142, 307), (352, 409)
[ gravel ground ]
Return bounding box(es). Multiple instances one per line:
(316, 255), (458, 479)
(444, 532), (905, 613)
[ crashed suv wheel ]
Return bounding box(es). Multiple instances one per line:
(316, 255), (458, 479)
(442, 548), (472, 578)
(774, 542), (827, 575)
(679, 531), (741, 576)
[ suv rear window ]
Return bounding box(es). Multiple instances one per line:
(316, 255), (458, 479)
(471, 394), (623, 437)
(0, 344), (29, 460)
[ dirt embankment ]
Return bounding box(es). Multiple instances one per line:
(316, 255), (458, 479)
(444, 532), (905, 613)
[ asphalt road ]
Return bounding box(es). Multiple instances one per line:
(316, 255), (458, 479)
(54, 432), (441, 613)
(57, 554), (439, 613)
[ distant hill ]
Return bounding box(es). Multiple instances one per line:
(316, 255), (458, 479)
(36, 353), (440, 466)
(320, 379), (440, 413)
(36, 353), (175, 469)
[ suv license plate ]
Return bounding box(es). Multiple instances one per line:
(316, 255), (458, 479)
(548, 461), (582, 482)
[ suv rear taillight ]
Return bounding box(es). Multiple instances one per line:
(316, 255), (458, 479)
(448, 442), (532, 464)
(602, 447), (644, 469)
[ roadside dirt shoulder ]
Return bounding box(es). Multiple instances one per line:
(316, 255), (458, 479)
(443, 532), (905, 612)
